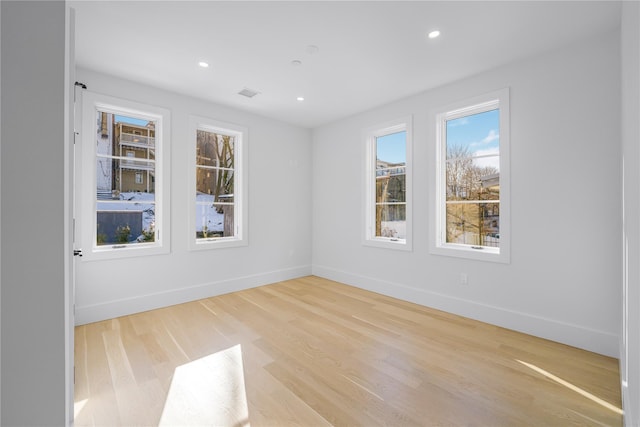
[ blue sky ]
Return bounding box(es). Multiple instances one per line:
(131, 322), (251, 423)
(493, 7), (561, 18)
(115, 114), (150, 127)
(446, 109), (499, 158)
(375, 109), (499, 167)
(376, 131), (406, 164)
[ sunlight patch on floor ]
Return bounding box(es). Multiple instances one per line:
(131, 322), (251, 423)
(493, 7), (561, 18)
(516, 359), (623, 415)
(159, 344), (250, 426)
(74, 398), (88, 419)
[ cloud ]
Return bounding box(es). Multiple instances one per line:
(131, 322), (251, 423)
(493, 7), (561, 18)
(448, 117), (470, 127)
(473, 148), (500, 171)
(469, 129), (500, 148)
(482, 129), (499, 144)
(474, 156), (500, 171)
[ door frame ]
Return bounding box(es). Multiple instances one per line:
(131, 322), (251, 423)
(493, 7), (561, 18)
(64, 4), (76, 425)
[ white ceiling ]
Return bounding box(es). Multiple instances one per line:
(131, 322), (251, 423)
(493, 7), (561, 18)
(71, 1), (621, 128)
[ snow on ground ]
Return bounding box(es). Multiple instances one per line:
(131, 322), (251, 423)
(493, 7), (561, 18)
(97, 192), (225, 233)
(381, 220), (406, 239)
(451, 231), (499, 247)
(97, 191), (155, 231)
(196, 193), (224, 233)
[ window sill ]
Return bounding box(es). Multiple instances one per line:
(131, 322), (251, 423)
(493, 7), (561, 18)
(363, 237), (412, 251)
(430, 243), (509, 263)
(83, 242), (169, 261)
(190, 237), (247, 251)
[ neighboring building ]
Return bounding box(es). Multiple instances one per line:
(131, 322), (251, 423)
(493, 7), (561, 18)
(114, 120), (155, 193)
(480, 172), (500, 245)
(96, 111), (114, 197)
(96, 114), (155, 196)
(376, 159), (406, 222)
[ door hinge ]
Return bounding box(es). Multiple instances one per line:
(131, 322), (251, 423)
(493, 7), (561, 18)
(73, 249), (83, 257)
(74, 81), (87, 102)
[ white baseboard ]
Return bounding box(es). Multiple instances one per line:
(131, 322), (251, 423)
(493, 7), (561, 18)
(75, 265), (312, 325)
(622, 381), (635, 427)
(312, 265), (619, 358)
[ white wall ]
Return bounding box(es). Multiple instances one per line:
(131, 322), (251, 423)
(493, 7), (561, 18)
(312, 31), (621, 357)
(1, 1), (67, 424)
(0, 7), (2, 423)
(0, 3), (3, 424)
(621, 1), (640, 424)
(74, 68), (312, 324)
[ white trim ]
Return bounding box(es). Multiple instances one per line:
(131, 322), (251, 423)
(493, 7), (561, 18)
(312, 265), (619, 357)
(79, 91), (171, 261)
(0, 0), (3, 419)
(188, 115), (248, 251)
(623, 382), (634, 427)
(64, 6), (75, 426)
(75, 265), (311, 325)
(430, 88), (510, 264)
(363, 115), (413, 251)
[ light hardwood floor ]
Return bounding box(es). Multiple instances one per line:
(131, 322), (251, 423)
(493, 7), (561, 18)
(75, 276), (622, 426)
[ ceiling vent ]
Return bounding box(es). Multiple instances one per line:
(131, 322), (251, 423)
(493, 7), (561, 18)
(238, 88), (260, 98)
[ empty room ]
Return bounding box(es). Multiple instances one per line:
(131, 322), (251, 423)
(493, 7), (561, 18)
(1, 0), (639, 425)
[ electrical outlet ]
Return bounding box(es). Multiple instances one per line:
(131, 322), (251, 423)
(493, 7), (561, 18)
(460, 273), (468, 285)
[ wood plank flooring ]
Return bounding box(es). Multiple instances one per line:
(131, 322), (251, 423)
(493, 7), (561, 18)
(74, 276), (622, 426)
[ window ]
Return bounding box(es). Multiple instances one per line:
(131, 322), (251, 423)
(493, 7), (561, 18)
(189, 116), (247, 250)
(364, 116), (412, 250)
(431, 88), (510, 263)
(79, 92), (170, 260)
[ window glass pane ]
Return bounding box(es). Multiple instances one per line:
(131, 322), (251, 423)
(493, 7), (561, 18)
(376, 131), (406, 165)
(478, 169), (500, 201)
(376, 172), (406, 203)
(375, 204), (406, 239)
(446, 109), (499, 159)
(472, 155), (500, 174)
(95, 110), (157, 246)
(96, 197), (156, 245)
(196, 168), (234, 198)
(196, 130), (235, 168)
(196, 197), (235, 239)
(374, 130), (407, 240)
(444, 108), (500, 249)
(446, 202), (499, 248)
(446, 157), (499, 202)
(195, 127), (236, 242)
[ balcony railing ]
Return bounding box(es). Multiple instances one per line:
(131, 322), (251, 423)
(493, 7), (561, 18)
(119, 133), (155, 149)
(376, 166), (405, 178)
(120, 158), (155, 171)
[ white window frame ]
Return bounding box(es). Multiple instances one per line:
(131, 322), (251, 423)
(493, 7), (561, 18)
(430, 88), (510, 263)
(79, 91), (171, 261)
(363, 116), (413, 251)
(188, 115), (248, 251)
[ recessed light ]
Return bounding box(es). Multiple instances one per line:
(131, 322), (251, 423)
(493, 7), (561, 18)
(198, 61), (209, 68)
(428, 30), (440, 39)
(291, 60), (302, 67)
(296, 97), (305, 102)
